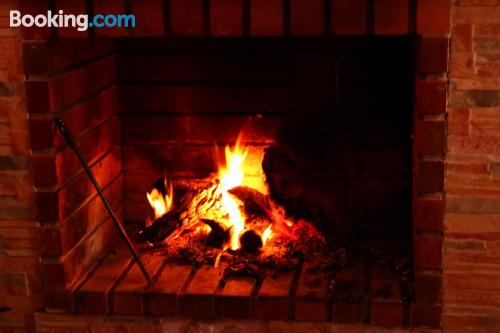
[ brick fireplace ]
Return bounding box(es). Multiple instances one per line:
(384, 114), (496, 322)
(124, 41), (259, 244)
(1, 0), (500, 332)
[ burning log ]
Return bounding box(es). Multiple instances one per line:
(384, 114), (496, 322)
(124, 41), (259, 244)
(138, 181), (224, 244)
(202, 219), (229, 249)
(239, 229), (263, 253)
(136, 212), (181, 243)
(228, 186), (270, 220)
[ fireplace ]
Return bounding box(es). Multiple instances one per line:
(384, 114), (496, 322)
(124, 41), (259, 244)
(1, 0), (459, 332)
(29, 35), (437, 328)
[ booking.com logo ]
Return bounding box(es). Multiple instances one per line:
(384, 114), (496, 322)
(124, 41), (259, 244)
(9, 10), (136, 31)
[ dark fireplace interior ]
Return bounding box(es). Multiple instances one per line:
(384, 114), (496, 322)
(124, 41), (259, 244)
(119, 37), (414, 250)
(36, 36), (416, 326)
(116, 37), (414, 274)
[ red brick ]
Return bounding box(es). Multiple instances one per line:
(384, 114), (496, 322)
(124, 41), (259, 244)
(476, 62), (500, 77)
(332, 302), (364, 323)
(41, 262), (66, 295)
(55, 120), (117, 190)
(180, 266), (222, 317)
(0, 273), (29, 296)
(22, 42), (48, 76)
(453, 6), (500, 24)
(130, 0), (164, 37)
(55, 0), (89, 38)
(93, 0), (129, 37)
(417, 161), (444, 195)
(28, 117), (54, 150)
(417, 38), (449, 74)
(450, 52), (475, 78)
(369, 266), (403, 326)
(57, 177), (122, 257)
(416, 121), (446, 154)
(25, 81), (50, 114)
(43, 289), (73, 312)
(112, 254), (165, 315)
(35, 191), (59, 223)
(445, 271), (500, 290)
(410, 303), (442, 329)
(74, 246), (133, 314)
(62, 216), (121, 293)
(448, 108), (470, 135)
(414, 198), (444, 232)
(39, 226), (62, 257)
(146, 264), (192, 315)
(332, 0), (366, 35)
(448, 161), (490, 176)
(215, 276), (256, 318)
(119, 84), (335, 113)
(49, 55), (116, 112)
(53, 85), (118, 149)
(417, 0), (451, 35)
(250, 0), (282, 36)
(290, 0), (324, 36)
(415, 273), (442, 304)
(19, 0), (53, 40)
(458, 0), (500, 5)
(120, 114), (281, 145)
(170, 0), (204, 36)
(475, 23), (500, 37)
(451, 24), (473, 51)
(256, 270), (295, 320)
(210, 0), (243, 36)
(32, 155), (56, 187)
(415, 236), (443, 269)
(57, 147), (120, 221)
(374, 0), (409, 35)
(45, 40), (114, 75)
(370, 302), (403, 326)
(332, 265), (365, 324)
(294, 264), (330, 322)
(416, 79), (447, 115)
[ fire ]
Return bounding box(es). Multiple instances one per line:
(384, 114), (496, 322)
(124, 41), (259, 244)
(146, 178), (173, 220)
(219, 141), (248, 250)
(262, 225), (272, 246)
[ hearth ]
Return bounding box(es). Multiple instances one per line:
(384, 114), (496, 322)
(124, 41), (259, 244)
(29, 36), (423, 327)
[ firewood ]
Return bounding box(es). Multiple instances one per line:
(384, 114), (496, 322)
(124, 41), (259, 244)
(137, 181), (223, 244)
(137, 212), (180, 243)
(228, 186), (270, 220)
(202, 219), (229, 249)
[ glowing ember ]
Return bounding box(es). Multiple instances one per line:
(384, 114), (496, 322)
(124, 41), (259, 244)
(146, 177), (173, 220)
(219, 140), (248, 250)
(262, 225), (272, 246)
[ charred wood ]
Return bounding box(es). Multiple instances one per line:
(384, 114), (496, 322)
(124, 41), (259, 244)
(239, 230), (263, 253)
(202, 219), (229, 249)
(228, 186), (270, 220)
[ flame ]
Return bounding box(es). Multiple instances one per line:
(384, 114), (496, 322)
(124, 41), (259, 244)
(147, 178), (173, 220)
(219, 140), (248, 250)
(262, 225), (273, 246)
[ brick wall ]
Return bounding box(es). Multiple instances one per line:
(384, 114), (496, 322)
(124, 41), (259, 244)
(444, 1), (500, 332)
(23, 38), (123, 310)
(0, 1), (42, 332)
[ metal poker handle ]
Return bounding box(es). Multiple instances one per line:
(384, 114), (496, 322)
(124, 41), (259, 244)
(54, 117), (153, 286)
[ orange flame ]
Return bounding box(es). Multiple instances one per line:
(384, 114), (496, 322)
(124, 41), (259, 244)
(147, 178), (173, 220)
(262, 225), (273, 246)
(219, 140), (248, 250)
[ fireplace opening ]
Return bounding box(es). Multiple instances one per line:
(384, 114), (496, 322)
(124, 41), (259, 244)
(119, 37), (413, 270)
(38, 37), (416, 325)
